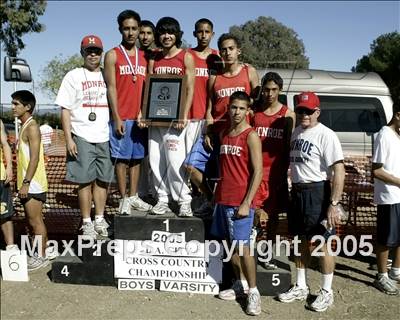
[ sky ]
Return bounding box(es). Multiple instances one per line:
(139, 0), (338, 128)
(0, 0), (399, 108)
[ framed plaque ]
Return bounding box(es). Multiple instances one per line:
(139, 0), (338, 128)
(142, 74), (187, 126)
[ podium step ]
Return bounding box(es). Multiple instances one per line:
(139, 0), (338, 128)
(78, 239), (115, 263)
(220, 244), (292, 296)
(114, 211), (205, 242)
(51, 252), (114, 286)
(256, 263), (291, 296)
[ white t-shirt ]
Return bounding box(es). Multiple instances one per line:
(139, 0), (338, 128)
(39, 124), (53, 146)
(290, 123), (344, 184)
(55, 67), (109, 143)
(373, 126), (400, 204)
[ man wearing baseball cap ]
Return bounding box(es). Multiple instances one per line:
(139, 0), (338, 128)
(278, 91), (345, 312)
(56, 34), (113, 239)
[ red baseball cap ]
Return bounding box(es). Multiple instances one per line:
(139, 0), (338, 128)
(81, 35), (103, 50)
(295, 91), (320, 110)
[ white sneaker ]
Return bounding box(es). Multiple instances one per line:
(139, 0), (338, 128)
(246, 289), (262, 316)
(118, 197), (131, 215)
(94, 219), (109, 237)
(218, 280), (249, 300)
(307, 288), (334, 312)
(262, 260), (278, 270)
(373, 274), (399, 295)
(151, 201), (172, 215)
(278, 284), (309, 303)
(80, 222), (97, 239)
(178, 202), (193, 217)
(45, 246), (59, 260)
(129, 195), (152, 212)
(27, 254), (50, 272)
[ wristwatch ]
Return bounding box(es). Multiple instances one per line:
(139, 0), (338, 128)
(330, 200), (339, 206)
(22, 178), (31, 185)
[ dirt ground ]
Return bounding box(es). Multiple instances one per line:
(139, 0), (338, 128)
(1, 254), (399, 320)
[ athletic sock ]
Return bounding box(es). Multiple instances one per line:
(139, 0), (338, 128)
(82, 217), (92, 224)
(321, 273), (334, 292)
(296, 268), (307, 288)
(95, 215), (104, 223)
(390, 267), (400, 276)
(240, 279), (249, 290)
(249, 287), (259, 294)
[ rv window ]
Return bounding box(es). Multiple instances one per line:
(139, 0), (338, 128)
(293, 96), (385, 132)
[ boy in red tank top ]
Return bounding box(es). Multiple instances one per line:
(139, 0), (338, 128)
(184, 18), (221, 214)
(144, 17), (196, 217)
(104, 10), (152, 215)
(188, 34), (259, 215)
(252, 72), (295, 264)
(211, 91), (263, 316)
(205, 33), (259, 147)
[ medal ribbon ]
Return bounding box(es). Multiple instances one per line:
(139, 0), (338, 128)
(119, 45), (139, 82)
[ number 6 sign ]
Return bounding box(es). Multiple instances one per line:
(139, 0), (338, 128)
(0, 250), (29, 281)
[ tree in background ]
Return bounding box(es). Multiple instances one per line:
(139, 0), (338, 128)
(181, 39), (192, 49)
(229, 16), (309, 69)
(352, 32), (400, 104)
(0, 0), (47, 56)
(39, 54), (83, 99)
(2, 110), (61, 128)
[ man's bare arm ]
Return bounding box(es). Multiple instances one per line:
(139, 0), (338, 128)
(372, 163), (400, 187)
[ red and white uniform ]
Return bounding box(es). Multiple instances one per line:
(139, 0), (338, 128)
(153, 50), (185, 75)
(212, 65), (251, 132)
(113, 47), (147, 120)
(252, 106), (290, 212)
(215, 127), (255, 207)
(189, 48), (219, 120)
(149, 50), (200, 204)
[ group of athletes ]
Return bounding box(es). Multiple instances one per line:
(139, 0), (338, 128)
(1, 8), (399, 316)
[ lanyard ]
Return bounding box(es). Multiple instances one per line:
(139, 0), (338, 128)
(119, 45), (138, 82)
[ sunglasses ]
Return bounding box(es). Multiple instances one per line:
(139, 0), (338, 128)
(84, 48), (103, 56)
(296, 108), (317, 116)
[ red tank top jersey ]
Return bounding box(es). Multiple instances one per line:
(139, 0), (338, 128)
(215, 127), (255, 207)
(252, 105), (289, 180)
(212, 65), (251, 121)
(114, 47), (147, 120)
(189, 48), (219, 120)
(212, 65), (251, 132)
(153, 50), (186, 75)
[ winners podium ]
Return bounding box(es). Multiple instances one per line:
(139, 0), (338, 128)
(52, 211), (291, 295)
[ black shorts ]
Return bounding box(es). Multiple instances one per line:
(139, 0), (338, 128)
(0, 180), (14, 220)
(376, 203), (400, 247)
(288, 181), (331, 239)
(20, 192), (47, 205)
